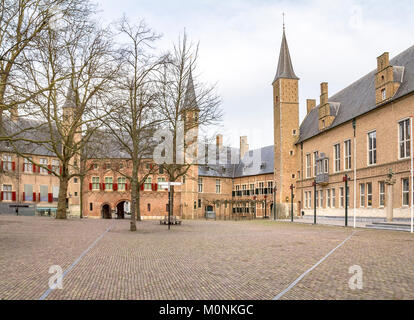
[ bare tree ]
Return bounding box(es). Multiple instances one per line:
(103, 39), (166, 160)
(155, 33), (222, 220)
(102, 17), (166, 231)
(0, 0), (88, 135)
(21, 4), (119, 219)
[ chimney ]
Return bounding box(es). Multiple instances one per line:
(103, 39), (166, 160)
(306, 99), (316, 115)
(320, 82), (328, 106)
(377, 52), (390, 71)
(10, 107), (18, 123)
(240, 136), (249, 159)
(216, 134), (223, 149)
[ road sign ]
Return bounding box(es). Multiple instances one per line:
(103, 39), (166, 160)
(158, 182), (182, 190)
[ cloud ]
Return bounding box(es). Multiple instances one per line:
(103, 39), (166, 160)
(97, 0), (414, 149)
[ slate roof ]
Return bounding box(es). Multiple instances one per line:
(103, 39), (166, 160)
(298, 44), (414, 144)
(198, 145), (274, 179)
(273, 30), (299, 83)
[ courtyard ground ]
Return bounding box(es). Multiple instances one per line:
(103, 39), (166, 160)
(0, 215), (413, 300)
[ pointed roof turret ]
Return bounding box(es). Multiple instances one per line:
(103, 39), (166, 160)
(63, 81), (77, 109)
(183, 68), (199, 111)
(273, 28), (299, 84)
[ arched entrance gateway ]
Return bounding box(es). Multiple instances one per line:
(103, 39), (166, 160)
(116, 201), (130, 219)
(102, 204), (111, 219)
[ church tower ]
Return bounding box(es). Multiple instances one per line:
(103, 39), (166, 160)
(180, 69), (200, 220)
(273, 26), (300, 218)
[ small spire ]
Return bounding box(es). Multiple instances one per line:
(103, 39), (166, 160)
(273, 21), (299, 83)
(183, 67), (199, 111)
(63, 80), (77, 109)
(283, 12), (285, 31)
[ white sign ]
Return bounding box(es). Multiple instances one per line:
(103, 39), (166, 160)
(158, 182), (182, 190)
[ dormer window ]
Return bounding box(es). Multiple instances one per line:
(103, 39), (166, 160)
(381, 89), (386, 101)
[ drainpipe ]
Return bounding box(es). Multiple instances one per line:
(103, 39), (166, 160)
(411, 117), (413, 233)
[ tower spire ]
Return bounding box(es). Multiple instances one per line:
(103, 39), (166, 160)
(183, 67), (199, 111)
(273, 21), (299, 84)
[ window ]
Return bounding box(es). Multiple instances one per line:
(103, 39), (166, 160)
(24, 158), (33, 173)
(268, 181), (274, 194)
(323, 159), (329, 174)
(3, 185), (12, 201)
(24, 184), (33, 201)
(3, 155), (12, 171)
(147, 204), (151, 212)
(118, 177), (127, 191)
(313, 152), (319, 177)
(332, 189), (336, 208)
(306, 154), (311, 178)
(327, 189), (331, 208)
(144, 177), (152, 191)
(319, 190), (324, 208)
(347, 186), (350, 207)
(216, 179), (221, 194)
(159, 166), (164, 174)
(304, 192), (308, 209)
(367, 183), (373, 208)
(250, 184), (255, 194)
(105, 177), (113, 191)
(90, 203), (93, 211)
(198, 199), (202, 208)
(360, 184), (365, 208)
(402, 178), (410, 206)
(334, 144), (341, 172)
(368, 131), (377, 165)
(340, 187), (345, 208)
(53, 186), (59, 202)
(381, 88), (386, 101)
(198, 178), (203, 193)
(344, 140), (352, 170)
(40, 185), (48, 202)
(258, 182), (265, 195)
(39, 158), (48, 174)
(52, 159), (60, 174)
(399, 119), (411, 159)
(74, 178), (78, 184)
(92, 177), (100, 190)
(379, 182), (386, 207)
(194, 201), (197, 210)
(308, 191), (312, 209)
(316, 191), (319, 208)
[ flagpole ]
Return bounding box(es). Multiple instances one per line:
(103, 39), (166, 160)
(411, 117), (413, 233)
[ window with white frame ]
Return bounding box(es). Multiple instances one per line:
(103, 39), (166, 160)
(52, 159), (60, 174)
(367, 183), (373, 207)
(304, 192), (308, 209)
(402, 178), (410, 206)
(39, 158), (48, 174)
(118, 177), (127, 191)
(105, 177), (113, 191)
(309, 191), (312, 208)
(259, 182), (265, 195)
(216, 179), (221, 194)
(327, 189), (331, 208)
(340, 187), (345, 208)
(306, 154), (311, 178)
(144, 177), (152, 191)
(399, 119), (411, 159)
(332, 189), (336, 208)
(368, 131), (377, 165)
(40, 185), (48, 202)
(379, 182), (385, 207)
(3, 185), (12, 200)
(334, 144), (341, 172)
(360, 184), (365, 208)
(2, 154), (12, 171)
(313, 152), (319, 177)
(92, 177), (100, 190)
(381, 88), (386, 101)
(52, 186), (59, 202)
(198, 178), (203, 193)
(323, 159), (329, 174)
(24, 184), (33, 201)
(344, 140), (352, 170)
(319, 190), (324, 208)
(24, 157), (33, 172)
(316, 191), (319, 208)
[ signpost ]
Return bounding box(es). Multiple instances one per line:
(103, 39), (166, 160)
(158, 182), (182, 230)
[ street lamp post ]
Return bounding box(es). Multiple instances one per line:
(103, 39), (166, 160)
(343, 174), (349, 227)
(313, 180), (317, 225)
(290, 184), (295, 222)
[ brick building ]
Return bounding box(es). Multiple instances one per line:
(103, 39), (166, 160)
(1, 27), (413, 222)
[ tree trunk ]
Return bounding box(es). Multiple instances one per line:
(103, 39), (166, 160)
(56, 175), (68, 219)
(130, 180), (137, 232)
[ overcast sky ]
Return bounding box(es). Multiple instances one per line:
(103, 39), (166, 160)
(96, 0), (414, 149)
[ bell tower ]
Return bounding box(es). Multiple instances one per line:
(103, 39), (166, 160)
(273, 24), (300, 218)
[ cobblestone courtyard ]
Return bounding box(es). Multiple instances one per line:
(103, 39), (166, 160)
(0, 215), (413, 300)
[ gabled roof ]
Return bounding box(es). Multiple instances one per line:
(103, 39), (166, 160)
(298, 44), (414, 144)
(273, 30), (299, 83)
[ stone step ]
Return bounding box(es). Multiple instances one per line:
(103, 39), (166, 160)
(372, 222), (412, 228)
(365, 224), (412, 232)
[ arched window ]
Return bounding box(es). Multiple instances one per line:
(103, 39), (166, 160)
(147, 203), (151, 212)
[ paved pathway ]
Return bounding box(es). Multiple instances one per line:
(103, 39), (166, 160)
(0, 215), (413, 300)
